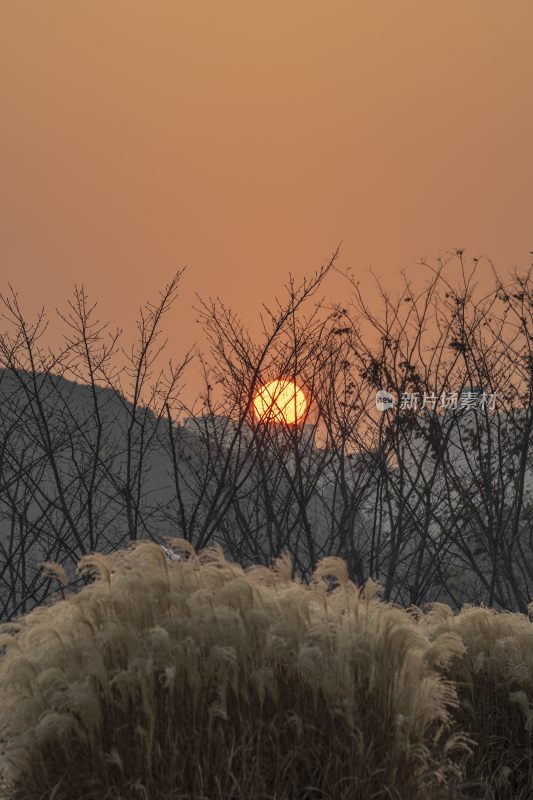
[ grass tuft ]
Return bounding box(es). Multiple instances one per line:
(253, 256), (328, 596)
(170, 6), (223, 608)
(1, 545), (530, 799)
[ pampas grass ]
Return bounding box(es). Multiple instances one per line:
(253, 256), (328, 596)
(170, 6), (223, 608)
(0, 542), (512, 800)
(423, 603), (533, 799)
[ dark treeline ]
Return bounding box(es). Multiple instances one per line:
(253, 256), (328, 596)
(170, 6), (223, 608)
(1, 250), (533, 621)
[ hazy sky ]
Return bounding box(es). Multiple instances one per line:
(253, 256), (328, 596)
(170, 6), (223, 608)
(1, 1), (532, 398)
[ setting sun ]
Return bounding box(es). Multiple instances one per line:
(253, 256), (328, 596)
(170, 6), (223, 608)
(253, 379), (307, 425)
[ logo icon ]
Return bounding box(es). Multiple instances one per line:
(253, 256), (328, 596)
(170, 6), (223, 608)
(376, 389), (394, 412)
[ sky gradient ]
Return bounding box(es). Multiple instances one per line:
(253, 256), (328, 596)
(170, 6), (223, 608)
(1, 1), (532, 399)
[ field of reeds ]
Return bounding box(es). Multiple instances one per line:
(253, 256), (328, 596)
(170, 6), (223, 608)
(0, 541), (532, 800)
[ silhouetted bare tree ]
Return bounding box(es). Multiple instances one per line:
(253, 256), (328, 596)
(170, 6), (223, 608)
(2, 251), (533, 620)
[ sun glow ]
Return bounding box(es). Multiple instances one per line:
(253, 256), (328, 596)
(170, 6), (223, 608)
(253, 380), (307, 425)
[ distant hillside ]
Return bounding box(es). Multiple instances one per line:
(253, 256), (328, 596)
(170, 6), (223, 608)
(2, 368), (533, 619)
(0, 369), (194, 618)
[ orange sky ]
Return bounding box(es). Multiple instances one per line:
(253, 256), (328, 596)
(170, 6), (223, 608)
(1, 1), (532, 403)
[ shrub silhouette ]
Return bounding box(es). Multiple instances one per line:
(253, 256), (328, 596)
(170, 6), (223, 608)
(0, 542), (473, 800)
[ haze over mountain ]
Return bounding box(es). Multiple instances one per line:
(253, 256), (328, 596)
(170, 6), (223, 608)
(1, 368), (533, 619)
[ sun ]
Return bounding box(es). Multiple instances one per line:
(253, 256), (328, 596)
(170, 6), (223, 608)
(253, 379), (307, 425)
